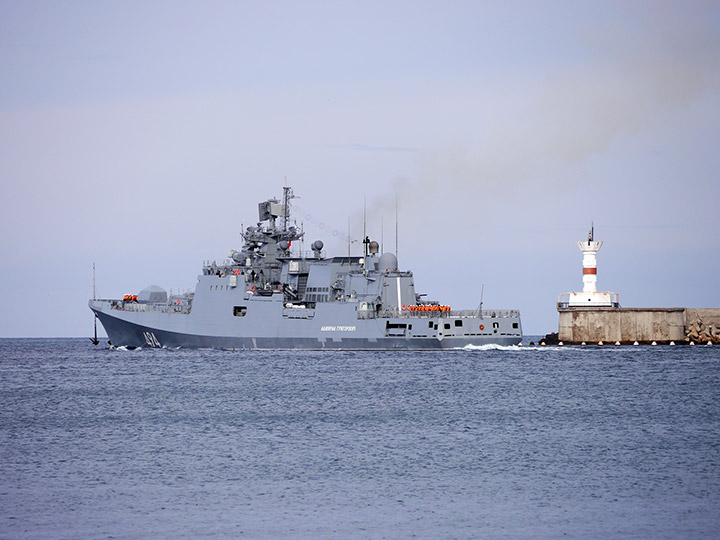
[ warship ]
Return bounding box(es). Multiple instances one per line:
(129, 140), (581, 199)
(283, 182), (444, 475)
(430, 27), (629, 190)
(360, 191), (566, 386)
(89, 187), (522, 349)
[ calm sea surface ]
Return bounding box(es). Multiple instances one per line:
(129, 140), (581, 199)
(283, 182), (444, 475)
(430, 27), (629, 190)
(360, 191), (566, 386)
(1, 338), (718, 539)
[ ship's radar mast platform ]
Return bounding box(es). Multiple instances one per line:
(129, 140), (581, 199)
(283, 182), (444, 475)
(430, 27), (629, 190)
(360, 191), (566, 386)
(558, 225), (619, 308)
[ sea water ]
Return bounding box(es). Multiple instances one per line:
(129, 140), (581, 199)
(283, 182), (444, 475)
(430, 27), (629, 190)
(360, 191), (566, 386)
(1, 338), (718, 539)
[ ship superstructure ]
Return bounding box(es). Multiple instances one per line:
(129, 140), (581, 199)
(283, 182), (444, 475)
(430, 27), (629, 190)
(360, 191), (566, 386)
(89, 187), (522, 349)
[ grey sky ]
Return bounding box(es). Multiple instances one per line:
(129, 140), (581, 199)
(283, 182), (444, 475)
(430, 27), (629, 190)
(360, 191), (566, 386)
(1, 0), (718, 337)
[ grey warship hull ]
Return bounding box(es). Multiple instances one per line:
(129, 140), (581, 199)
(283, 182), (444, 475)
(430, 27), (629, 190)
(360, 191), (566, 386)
(90, 187), (522, 349)
(89, 299), (521, 350)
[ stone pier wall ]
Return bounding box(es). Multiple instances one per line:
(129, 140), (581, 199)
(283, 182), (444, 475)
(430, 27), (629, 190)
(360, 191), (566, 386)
(557, 307), (687, 344)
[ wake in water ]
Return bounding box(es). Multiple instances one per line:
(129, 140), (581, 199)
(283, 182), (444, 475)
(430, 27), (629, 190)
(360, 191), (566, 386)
(110, 345), (142, 351)
(459, 343), (526, 351)
(458, 343), (579, 351)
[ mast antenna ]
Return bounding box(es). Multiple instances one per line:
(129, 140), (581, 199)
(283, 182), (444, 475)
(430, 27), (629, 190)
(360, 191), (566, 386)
(395, 195), (398, 259)
(363, 195), (367, 256)
(381, 215), (384, 254)
(90, 262), (99, 345)
(282, 176), (290, 232)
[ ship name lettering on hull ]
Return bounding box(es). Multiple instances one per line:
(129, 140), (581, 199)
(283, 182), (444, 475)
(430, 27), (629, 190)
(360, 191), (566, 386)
(320, 326), (356, 332)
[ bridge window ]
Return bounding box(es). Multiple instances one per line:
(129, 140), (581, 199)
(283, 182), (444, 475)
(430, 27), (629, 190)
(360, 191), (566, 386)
(513, 322), (519, 329)
(454, 320), (463, 327)
(444, 323), (451, 330)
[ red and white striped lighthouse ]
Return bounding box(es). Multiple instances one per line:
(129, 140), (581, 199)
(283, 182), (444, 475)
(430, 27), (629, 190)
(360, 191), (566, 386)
(563, 225), (619, 307)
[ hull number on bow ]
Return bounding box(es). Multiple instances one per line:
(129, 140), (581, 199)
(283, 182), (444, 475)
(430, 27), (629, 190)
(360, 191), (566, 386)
(143, 331), (161, 348)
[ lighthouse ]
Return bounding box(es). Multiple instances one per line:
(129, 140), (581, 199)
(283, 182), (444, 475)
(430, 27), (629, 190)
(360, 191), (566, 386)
(555, 225), (693, 346)
(559, 225), (619, 308)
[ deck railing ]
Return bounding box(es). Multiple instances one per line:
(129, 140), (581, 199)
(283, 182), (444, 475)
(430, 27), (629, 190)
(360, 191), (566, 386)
(103, 300), (192, 315)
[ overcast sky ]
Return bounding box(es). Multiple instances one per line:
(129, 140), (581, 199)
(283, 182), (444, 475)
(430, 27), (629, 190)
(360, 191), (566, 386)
(1, 0), (718, 337)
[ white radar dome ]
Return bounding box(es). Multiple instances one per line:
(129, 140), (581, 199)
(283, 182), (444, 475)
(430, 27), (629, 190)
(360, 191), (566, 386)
(378, 253), (398, 272)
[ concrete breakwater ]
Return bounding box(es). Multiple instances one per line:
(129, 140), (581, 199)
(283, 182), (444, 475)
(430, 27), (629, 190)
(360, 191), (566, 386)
(553, 307), (720, 345)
